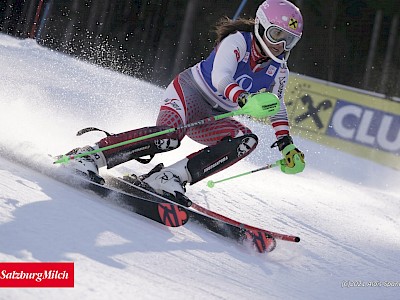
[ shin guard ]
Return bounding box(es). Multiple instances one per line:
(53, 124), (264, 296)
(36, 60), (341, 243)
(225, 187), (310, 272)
(187, 134), (258, 184)
(98, 126), (180, 168)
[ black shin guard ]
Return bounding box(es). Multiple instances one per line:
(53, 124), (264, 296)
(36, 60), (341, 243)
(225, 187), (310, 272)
(187, 134), (258, 184)
(98, 126), (180, 168)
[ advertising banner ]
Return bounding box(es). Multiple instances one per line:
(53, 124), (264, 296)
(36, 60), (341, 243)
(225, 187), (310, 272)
(285, 74), (400, 170)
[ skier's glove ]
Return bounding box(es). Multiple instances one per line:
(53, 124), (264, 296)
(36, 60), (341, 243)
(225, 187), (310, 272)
(237, 92), (251, 108)
(271, 136), (305, 174)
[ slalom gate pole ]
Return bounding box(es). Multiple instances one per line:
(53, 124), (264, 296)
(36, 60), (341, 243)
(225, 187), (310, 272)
(54, 92), (280, 164)
(207, 160), (282, 188)
(233, 0), (248, 20)
(29, 0), (45, 38)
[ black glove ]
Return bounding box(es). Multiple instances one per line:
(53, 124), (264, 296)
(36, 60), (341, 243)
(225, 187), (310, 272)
(237, 92), (250, 108)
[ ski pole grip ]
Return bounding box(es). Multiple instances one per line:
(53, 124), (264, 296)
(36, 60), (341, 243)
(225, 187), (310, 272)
(240, 92), (280, 119)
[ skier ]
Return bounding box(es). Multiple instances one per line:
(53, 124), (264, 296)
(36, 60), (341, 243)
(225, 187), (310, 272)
(63, 0), (305, 197)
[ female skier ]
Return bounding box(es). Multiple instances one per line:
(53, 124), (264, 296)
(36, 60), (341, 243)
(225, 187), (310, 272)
(64, 0), (305, 198)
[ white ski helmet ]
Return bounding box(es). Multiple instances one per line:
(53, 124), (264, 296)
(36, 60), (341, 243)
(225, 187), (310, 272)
(255, 0), (303, 65)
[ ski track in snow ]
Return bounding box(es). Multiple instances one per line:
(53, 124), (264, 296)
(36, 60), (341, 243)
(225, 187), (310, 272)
(0, 34), (399, 300)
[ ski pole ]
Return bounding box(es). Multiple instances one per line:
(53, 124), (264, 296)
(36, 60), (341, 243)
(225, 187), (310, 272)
(207, 160), (282, 188)
(54, 92), (280, 164)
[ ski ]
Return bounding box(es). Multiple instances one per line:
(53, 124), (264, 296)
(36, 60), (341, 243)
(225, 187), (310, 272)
(44, 153), (189, 227)
(187, 209), (277, 253)
(1, 151), (293, 252)
(72, 175), (189, 227)
(106, 175), (282, 253)
(190, 203), (300, 243)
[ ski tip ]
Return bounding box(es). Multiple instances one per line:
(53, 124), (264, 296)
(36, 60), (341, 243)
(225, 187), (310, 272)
(294, 237), (300, 243)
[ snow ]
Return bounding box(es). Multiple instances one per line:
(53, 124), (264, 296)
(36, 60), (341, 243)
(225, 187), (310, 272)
(0, 34), (399, 299)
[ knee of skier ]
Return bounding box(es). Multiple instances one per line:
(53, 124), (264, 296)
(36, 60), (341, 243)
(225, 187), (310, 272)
(156, 108), (186, 141)
(186, 125), (253, 147)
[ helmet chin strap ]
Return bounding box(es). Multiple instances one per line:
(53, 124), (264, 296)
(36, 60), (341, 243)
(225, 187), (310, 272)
(264, 46), (290, 68)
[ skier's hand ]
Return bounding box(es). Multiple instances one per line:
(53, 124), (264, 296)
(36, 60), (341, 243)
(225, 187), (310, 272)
(280, 145), (305, 174)
(237, 92), (251, 108)
(237, 88), (269, 108)
(271, 136), (305, 174)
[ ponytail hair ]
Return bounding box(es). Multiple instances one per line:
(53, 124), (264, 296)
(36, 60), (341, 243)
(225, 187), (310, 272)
(214, 17), (255, 45)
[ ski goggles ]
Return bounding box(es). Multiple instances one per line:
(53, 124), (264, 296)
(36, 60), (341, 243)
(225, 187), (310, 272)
(264, 26), (300, 51)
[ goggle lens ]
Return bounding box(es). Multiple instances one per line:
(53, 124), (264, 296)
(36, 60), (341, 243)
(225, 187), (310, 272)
(265, 26), (300, 51)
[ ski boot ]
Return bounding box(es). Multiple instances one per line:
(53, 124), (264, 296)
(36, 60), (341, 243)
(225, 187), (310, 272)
(63, 145), (106, 184)
(123, 161), (192, 207)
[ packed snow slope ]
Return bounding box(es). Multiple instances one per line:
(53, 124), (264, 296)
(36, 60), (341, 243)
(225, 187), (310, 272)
(0, 34), (399, 300)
